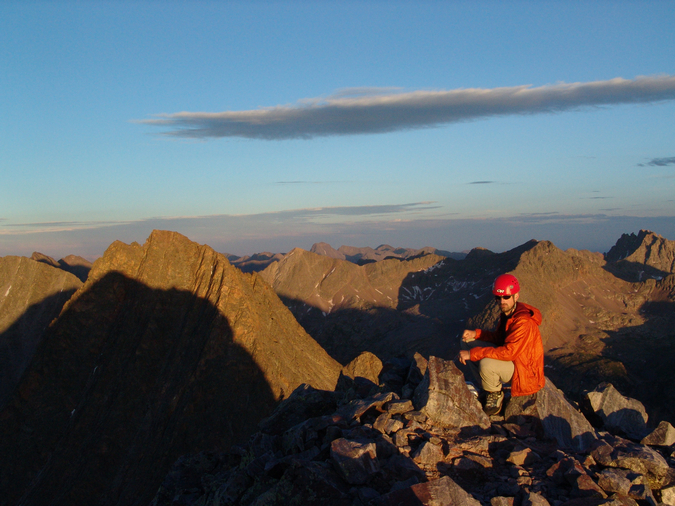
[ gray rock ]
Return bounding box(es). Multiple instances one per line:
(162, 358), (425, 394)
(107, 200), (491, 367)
(411, 440), (444, 469)
(386, 399), (414, 414)
(591, 436), (675, 491)
(641, 420), (675, 447)
(384, 418), (404, 434)
(413, 356), (491, 430)
(534, 378), (599, 452)
(597, 468), (635, 496)
(330, 438), (380, 485)
(585, 383), (649, 440)
(407, 352), (428, 385)
(373, 412), (392, 433)
(337, 391), (399, 421)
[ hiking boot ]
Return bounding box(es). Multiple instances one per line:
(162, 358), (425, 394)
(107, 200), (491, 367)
(483, 390), (504, 416)
(465, 382), (479, 399)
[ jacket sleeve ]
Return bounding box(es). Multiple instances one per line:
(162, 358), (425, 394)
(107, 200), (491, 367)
(475, 328), (501, 345)
(470, 317), (533, 362)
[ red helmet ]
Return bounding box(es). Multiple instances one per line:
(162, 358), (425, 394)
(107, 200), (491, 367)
(493, 274), (520, 296)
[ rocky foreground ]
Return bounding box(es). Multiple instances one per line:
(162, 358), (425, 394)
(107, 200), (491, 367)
(150, 353), (675, 506)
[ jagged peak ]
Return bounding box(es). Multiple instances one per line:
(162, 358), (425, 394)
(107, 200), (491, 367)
(605, 230), (675, 281)
(464, 246), (495, 260)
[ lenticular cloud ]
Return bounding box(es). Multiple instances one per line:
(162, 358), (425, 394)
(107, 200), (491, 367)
(139, 75), (675, 140)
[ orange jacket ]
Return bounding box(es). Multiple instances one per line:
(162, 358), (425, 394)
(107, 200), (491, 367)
(470, 302), (545, 397)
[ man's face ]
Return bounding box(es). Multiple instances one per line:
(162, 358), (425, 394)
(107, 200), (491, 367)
(496, 292), (519, 316)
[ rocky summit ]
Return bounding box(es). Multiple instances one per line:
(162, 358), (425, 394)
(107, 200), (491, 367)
(0, 230), (341, 506)
(149, 353), (675, 506)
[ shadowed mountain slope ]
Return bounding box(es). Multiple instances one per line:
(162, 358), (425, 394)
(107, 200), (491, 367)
(259, 233), (675, 425)
(0, 230), (340, 506)
(0, 256), (82, 409)
(260, 248), (446, 314)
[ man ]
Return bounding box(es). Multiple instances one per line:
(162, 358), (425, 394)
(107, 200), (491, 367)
(458, 274), (545, 416)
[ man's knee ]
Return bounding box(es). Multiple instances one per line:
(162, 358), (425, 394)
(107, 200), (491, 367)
(479, 358), (514, 386)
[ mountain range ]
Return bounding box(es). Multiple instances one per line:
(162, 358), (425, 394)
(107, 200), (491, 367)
(0, 229), (673, 505)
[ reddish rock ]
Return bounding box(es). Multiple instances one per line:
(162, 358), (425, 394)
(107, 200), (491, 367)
(375, 476), (481, 506)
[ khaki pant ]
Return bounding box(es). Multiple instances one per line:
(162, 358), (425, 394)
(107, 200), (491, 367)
(461, 338), (514, 393)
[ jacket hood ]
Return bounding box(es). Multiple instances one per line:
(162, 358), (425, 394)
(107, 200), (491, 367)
(512, 302), (542, 326)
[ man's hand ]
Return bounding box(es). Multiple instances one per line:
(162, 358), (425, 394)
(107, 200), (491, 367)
(461, 329), (477, 342)
(458, 350), (471, 365)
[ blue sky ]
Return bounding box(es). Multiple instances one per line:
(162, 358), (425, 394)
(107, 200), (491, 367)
(2, 1), (674, 260)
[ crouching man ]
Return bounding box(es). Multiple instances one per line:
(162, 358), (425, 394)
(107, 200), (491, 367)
(458, 274), (545, 415)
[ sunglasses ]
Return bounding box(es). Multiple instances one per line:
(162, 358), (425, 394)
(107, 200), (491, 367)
(494, 295), (512, 301)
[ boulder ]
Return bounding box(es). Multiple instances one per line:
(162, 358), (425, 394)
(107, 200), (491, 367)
(413, 356), (490, 430)
(584, 383), (649, 440)
(591, 435), (675, 490)
(641, 420), (675, 447)
(341, 350), (383, 386)
(337, 391), (399, 421)
(330, 438), (380, 485)
(507, 378), (598, 452)
(411, 440), (444, 469)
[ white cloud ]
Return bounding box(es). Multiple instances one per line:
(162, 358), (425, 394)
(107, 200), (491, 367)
(138, 75), (675, 140)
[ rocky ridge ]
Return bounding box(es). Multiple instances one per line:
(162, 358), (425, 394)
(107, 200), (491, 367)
(310, 242), (466, 264)
(0, 255), (82, 409)
(0, 231), (341, 506)
(258, 248), (447, 363)
(224, 252), (286, 273)
(258, 233), (675, 427)
(149, 352), (675, 506)
(30, 251), (93, 282)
